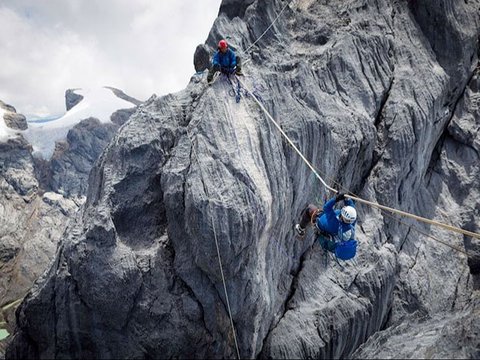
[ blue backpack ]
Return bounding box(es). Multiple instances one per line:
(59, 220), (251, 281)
(335, 239), (357, 260)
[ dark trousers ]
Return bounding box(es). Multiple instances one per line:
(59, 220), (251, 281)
(299, 204), (335, 251)
(299, 204), (321, 229)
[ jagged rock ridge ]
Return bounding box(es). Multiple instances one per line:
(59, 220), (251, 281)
(7, 0), (480, 359)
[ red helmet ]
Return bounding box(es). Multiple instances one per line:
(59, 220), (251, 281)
(218, 39), (228, 50)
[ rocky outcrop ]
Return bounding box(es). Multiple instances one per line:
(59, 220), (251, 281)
(65, 89), (83, 111)
(6, 0), (480, 359)
(2, 114), (27, 131)
(110, 108), (136, 126)
(424, 68), (480, 290)
(48, 117), (119, 197)
(352, 298), (480, 359)
(219, 0), (255, 19)
(194, 44), (211, 72)
(0, 101), (27, 131)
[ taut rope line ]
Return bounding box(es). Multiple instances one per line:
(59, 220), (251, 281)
(237, 75), (480, 243)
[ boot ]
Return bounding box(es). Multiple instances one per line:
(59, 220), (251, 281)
(295, 224), (306, 237)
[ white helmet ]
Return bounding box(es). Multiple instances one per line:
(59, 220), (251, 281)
(340, 206), (357, 224)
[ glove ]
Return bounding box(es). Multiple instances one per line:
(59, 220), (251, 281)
(335, 193), (346, 202)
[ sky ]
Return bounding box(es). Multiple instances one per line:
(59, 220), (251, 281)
(0, 0), (222, 117)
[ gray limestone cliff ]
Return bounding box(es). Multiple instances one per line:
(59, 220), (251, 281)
(6, 0), (480, 359)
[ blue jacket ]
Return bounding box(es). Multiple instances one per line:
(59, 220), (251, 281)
(212, 48), (237, 71)
(316, 197), (356, 241)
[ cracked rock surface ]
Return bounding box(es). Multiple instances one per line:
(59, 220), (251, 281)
(6, 0), (480, 358)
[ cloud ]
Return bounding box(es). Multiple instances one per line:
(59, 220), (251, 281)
(0, 0), (221, 116)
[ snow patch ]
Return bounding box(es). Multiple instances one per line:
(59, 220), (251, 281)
(23, 87), (136, 159)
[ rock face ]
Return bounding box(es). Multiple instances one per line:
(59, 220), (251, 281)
(48, 117), (120, 197)
(110, 108), (136, 126)
(352, 298), (480, 359)
(65, 89), (84, 111)
(219, 0), (255, 19)
(7, 0), (480, 359)
(2, 113), (27, 131)
(0, 135), (78, 341)
(0, 101), (28, 131)
(194, 44), (211, 72)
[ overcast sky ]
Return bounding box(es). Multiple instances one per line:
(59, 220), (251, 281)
(0, 0), (222, 117)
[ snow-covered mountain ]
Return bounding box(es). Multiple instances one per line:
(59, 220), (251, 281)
(23, 87), (139, 158)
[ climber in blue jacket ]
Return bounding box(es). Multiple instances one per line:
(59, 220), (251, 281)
(295, 193), (357, 254)
(207, 39), (243, 83)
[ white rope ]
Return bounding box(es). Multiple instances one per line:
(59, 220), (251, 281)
(187, 128), (241, 359)
(210, 210), (241, 359)
(236, 75), (480, 243)
(347, 194), (480, 241)
(237, 76), (337, 194)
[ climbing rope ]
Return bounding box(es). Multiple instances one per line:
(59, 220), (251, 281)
(187, 128), (241, 359)
(304, 159), (470, 256)
(237, 76), (337, 194)
(241, 0), (294, 56)
(346, 195), (480, 240)
(236, 76), (480, 247)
